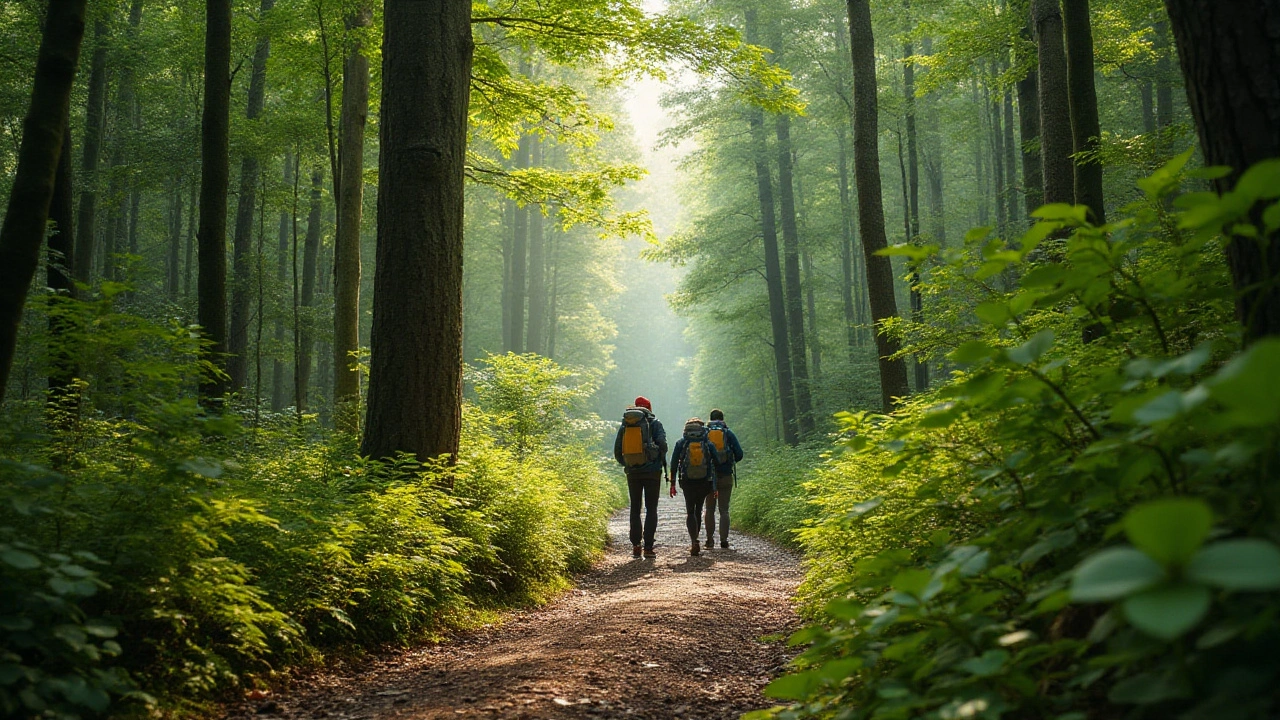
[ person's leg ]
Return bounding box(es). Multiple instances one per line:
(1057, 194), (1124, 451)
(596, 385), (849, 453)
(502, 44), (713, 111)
(703, 491), (716, 543)
(683, 484), (702, 541)
(717, 484), (732, 544)
(628, 477), (643, 548)
(642, 476), (660, 550)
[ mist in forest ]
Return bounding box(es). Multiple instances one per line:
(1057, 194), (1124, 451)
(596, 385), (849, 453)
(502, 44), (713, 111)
(594, 73), (695, 430)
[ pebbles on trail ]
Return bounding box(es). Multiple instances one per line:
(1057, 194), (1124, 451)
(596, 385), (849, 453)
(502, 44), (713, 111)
(222, 491), (802, 720)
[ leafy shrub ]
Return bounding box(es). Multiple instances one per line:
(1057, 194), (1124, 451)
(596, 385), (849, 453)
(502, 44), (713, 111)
(731, 444), (826, 549)
(750, 155), (1280, 719)
(0, 346), (619, 713)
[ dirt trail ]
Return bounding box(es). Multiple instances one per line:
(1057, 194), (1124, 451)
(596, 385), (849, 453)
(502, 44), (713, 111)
(229, 492), (803, 720)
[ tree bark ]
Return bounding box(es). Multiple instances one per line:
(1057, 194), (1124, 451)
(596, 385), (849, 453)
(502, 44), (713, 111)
(72, 21), (107, 285)
(48, 119), (77, 406)
(836, 126), (859, 367)
(905, 37), (927, 392)
(1003, 85), (1020, 224)
(1063, 0), (1106, 223)
(0, 0), (86, 403)
(507, 131), (531, 353)
(228, 0), (276, 390)
(1162, 0), (1280, 340)
(167, 184), (182, 297)
(296, 168), (322, 411)
(1154, 20), (1174, 128)
(198, 0), (232, 404)
(272, 153), (293, 411)
(1016, 10), (1044, 216)
(1033, 0), (1074, 207)
(361, 0), (472, 463)
(184, 180), (196, 299)
(846, 0), (911, 412)
(774, 112), (814, 435)
(526, 139), (548, 356)
(921, 37), (946, 246)
(333, 3), (371, 429)
(744, 8), (798, 445)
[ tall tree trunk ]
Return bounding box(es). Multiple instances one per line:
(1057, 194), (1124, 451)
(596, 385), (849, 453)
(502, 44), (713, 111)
(1162, 0), (1280, 340)
(546, 225), (559, 359)
(198, 0), (232, 404)
(361, 0), (472, 462)
(1003, 84), (1019, 224)
(501, 198), (514, 351)
(1154, 20), (1174, 128)
(1016, 8), (1044, 216)
(333, 2), (371, 429)
(102, 141), (123, 281)
(988, 69), (1009, 236)
(48, 119), (77, 408)
(167, 184), (182, 296)
(228, 0), (276, 390)
(905, 38), (927, 393)
(846, 0), (911, 412)
(72, 21), (107, 285)
(744, 8), (798, 445)
(184, 179), (196, 299)
(774, 113), (814, 435)
(1063, 0), (1106, 223)
(0, 0), (86, 403)
(921, 37), (946, 246)
(973, 82), (990, 227)
(507, 132), (531, 353)
(272, 154), (292, 411)
(1033, 0), (1074, 207)
(525, 140), (548, 356)
(296, 168), (322, 411)
(1141, 78), (1156, 133)
(836, 126), (859, 367)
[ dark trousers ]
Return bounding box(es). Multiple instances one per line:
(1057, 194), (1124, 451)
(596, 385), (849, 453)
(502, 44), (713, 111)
(681, 480), (714, 542)
(627, 473), (661, 549)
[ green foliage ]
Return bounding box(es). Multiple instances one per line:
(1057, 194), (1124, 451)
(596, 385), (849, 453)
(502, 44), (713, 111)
(0, 326), (619, 713)
(746, 158), (1280, 719)
(730, 444), (827, 549)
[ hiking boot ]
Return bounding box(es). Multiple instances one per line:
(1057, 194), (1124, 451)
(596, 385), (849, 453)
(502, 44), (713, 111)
(704, 539), (714, 549)
(690, 542), (701, 556)
(632, 544), (642, 558)
(643, 547), (656, 558)
(720, 540), (729, 549)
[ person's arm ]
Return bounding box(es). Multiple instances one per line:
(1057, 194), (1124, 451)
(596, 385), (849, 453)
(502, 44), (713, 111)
(729, 429), (743, 462)
(613, 424), (625, 466)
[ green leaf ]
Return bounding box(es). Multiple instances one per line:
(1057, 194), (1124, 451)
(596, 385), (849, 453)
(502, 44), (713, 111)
(1032, 203), (1087, 223)
(845, 497), (883, 521)
(763, 671), (820, 700)
(892, 568), (934, 597)
(1233, 159), (1280, 201)
(1019, 265), (1065, 289)
(1186, 539), (1280, 590)
(1122, 583), (1211, 640)
(1005, 330), (1055, 366)
(949, 341), (994, 365)
(958, 649), (1009, 677)
(1207, 339), (1280, 428)
(1070, 547), (1165, 602)
(0, 548), (40, 570)
(1124, 498), (1213, 565)
(1108, 670), (1191, 705)
(975, 301), (1013, 326)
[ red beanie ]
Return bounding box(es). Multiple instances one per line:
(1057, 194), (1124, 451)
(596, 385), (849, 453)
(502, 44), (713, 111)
(634, 396), (652, 410)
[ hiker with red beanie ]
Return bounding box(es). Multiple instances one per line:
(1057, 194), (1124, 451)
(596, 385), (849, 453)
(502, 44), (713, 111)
(613, 396), (668, 558)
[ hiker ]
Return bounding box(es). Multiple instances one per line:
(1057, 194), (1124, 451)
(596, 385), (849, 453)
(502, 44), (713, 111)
(702, 409), (744, 550)
(669, 417), (718, 556)
(613, 396), (668, 558)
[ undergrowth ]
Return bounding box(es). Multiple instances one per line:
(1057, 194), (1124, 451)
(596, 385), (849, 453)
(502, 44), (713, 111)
(749, 154), (1280, 719)
(1, 341), (621, 718)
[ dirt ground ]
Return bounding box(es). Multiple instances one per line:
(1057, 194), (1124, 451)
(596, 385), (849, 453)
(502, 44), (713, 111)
(224, 492), (803, 720)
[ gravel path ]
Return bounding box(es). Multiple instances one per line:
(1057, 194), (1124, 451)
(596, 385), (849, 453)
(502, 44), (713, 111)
(228, 491), (802, 720)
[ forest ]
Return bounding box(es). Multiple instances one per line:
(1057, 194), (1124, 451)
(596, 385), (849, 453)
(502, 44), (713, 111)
(1, 0), (1279, 717)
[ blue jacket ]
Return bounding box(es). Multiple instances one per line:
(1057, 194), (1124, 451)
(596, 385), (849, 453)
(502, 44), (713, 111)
(707, 420), (744, 474)
(671, 435), (718, 485)
(613, 410), (668, 476)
